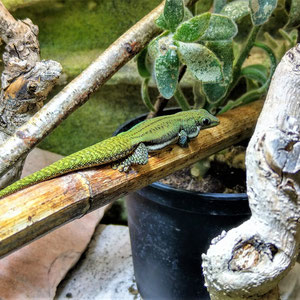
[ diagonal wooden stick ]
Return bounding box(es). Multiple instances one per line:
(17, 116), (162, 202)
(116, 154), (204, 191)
(0, 0), (198, 178)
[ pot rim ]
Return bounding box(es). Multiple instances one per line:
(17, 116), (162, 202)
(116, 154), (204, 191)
(151, 181), (247, 199)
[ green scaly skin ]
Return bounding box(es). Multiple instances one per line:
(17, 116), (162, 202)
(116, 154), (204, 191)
(0, 109), (219, 199)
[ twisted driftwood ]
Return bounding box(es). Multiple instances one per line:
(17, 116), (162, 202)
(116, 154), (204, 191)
(0, 1), (62, 188)
(202, 44), (300, 299)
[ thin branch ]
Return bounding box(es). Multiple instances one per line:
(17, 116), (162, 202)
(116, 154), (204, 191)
(0, 2), (160, 177)
(223, 25), (260, 103)
(0, 100), (262, 258)
(0, 0), (198, 178)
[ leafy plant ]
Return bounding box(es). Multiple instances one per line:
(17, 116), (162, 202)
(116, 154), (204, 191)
(137, 0), (299, 115)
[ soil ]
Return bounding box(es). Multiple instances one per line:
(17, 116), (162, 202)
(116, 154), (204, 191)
(159, 146), (247, 193)
(159, 161), (246, 193)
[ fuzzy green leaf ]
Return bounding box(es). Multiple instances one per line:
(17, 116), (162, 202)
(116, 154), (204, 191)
(137, 48), (151, 78)
(156, 6), (193, 31)
(182, 7), (193, 21)
(176, 41), (223, 82)
(155, 14), (169, 30)
(249, 0), (277, 25)
(203, 83), (227, 103)
(207, 41), (233, 83)
(155, 49), (180, 99)
(148, 32), (170, 60)
(289, 29), (299, 45)
(164, 0), (184, 32)
(213, 0), (227, 13)
(200, 14), (238, 41)
(220, 0), (250, 21)
(202, 41), (234, 103)
(287, 0), (300, 28)
(279, 29), (298, 48)
(173, 13), (211, 42)
(148, 35), (162, 61)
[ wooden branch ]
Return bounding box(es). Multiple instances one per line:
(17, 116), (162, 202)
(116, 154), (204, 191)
(0, 100), (262, 258)
(202, 45), (300, 299)
(0, 0), (198, 179)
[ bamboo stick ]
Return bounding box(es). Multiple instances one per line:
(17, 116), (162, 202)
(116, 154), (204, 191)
(0, 100), (263, 258)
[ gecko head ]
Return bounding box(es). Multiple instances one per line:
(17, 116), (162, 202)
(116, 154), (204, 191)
(193, 109), (220, 129)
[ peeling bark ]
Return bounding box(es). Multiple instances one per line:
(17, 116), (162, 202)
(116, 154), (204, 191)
(202, 45), (300, 299)
(0, 1), (62, 187)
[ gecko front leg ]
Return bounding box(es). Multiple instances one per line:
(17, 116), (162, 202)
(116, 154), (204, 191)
(178, 130), (189, 148)
(177, 125), (201, 148)
(115, 143), (149, 172)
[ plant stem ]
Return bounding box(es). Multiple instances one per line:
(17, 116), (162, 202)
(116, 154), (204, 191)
(219, 42), (276, 114)
(253, 42), (277, 84)
(174, 85), (191, 111)
(278, 29), (294, 48)
(193, 81), (205, 109)
(141, 78), (155, 112)
(234, 26), (261, 77)
(225, 25), (261, 100)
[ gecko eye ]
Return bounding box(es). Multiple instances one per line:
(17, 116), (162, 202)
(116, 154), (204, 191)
(202, 118), (211, 126)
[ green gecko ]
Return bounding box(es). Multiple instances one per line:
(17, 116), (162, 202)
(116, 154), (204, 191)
(0, 109), (219, 199)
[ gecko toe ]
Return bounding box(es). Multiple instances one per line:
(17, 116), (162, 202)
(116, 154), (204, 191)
(111, 162), (119, 170)
(123, 166), (130, 172)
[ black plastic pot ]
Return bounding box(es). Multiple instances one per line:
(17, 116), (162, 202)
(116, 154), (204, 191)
(115, 109), (250, 300)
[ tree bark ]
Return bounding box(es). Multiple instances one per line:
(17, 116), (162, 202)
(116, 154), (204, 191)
(202, 44), (300, 299)
(0, 1), (62, 188)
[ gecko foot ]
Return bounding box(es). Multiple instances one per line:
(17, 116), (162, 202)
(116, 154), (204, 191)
(116, 143), (149, 173)
(111, 161), (120, 170)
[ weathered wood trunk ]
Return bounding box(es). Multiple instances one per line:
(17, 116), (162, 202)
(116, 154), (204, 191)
(0, 1), (62, 188)
(202, 44), (300, 299)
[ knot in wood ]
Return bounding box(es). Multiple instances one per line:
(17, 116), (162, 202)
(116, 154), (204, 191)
(229, 237), (278, 272)
(263, 127), (300, 175)
(285, 43), (300, 74)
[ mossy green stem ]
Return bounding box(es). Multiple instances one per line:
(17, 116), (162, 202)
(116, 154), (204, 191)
(174, 85), (191, 111)
(223, 25), (261, 103)
(219, 42), (276, 114)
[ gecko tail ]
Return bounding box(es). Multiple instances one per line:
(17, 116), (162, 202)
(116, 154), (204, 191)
(0, 152), (95, 199)
(0, 168), (57, 199)
(0, 135), (134, 199)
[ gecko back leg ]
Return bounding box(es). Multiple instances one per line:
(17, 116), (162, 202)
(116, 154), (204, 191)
(115, 143), (149, 172)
